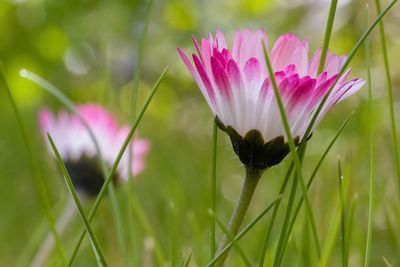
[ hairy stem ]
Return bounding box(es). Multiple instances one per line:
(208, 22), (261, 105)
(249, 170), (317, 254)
(215, 167), (263, 266)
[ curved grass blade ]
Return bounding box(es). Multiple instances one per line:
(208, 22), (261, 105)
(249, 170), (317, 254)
(47, 134), (108, 267)
(67, 67), (167, 266)
(0, 67), (66, 264)
(207, 195), (282, 267)
(208, 209), (252, 267)
(20, 69), (127, 263)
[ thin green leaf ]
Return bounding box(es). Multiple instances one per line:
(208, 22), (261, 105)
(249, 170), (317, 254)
(180, 251), (192, 267)
(208, 209), (252, 267)
(20, 69), (127, 264)
(262, 42), (321, 266)
(0, 67), (66, 264)
(282, 113), (353, 257)
(66, 67), (167, 266)
(317, 0), (339, 74)
(130, 193), (166, 265)
(338, 158), (347, 267)
(364, 5), (375, 266)
(47, 134), (108, 267)
(374, 0), (400, 194)
(207, 195), (282, 267)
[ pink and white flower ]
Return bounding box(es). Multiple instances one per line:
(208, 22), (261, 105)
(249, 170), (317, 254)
(39, 104), (150, 196)
(178, 29), (364, 169)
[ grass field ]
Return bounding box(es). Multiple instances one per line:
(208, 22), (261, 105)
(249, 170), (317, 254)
(1, 0), (400, 266)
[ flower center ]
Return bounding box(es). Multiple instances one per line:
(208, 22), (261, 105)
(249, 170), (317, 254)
(64, 156), (106, 197)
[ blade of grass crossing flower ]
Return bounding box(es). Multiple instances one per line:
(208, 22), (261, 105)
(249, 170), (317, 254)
(47, 134), (108, 267)
(206, 196), (282, 267)
(280, 113), (353, 259)
(298, 0), (397, 151)
(375, 0), (400, 195)
(317, 0), (338, 74)
(262, 42), (321, 265)
(338, 159), (347, 267)
(211, 121), (218, 258)
(364, 6), (375, 265)
(67, 67), (167, 266)
(20, 69), (127, 264)
(208, 209), (252, 267)
(0, 68), (66, 265)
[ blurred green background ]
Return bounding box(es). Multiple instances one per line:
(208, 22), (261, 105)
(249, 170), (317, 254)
(1, 0), (400, 266)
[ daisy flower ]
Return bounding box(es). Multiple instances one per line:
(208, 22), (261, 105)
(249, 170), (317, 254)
(178, 29), (364, 170)
(38, 104), (150, 197)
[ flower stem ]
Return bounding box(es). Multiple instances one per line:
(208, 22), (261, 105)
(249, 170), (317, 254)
(215, 167), (263, 266)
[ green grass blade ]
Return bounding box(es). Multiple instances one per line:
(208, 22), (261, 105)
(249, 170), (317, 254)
(180, 251), (192, 267)
(130, 193), (166, 265)
(364, 5), (375, 266)
(338, 159), (347, 267)
(20, 69), (127, 264)
(258, 162), (294, 266)
(126, 1), (153, 264)
(374, 0), (400, 195)
(66, 67), (167, 266)
(47, 134), (108, 267)
(169, 202), (176, 267)
(282, 113), (353, 255)
(211, 121), (218, 258)
(129, 0), (153, 115)
(299, 0), (397, 150)
(0, 67), (66, 264)
(317, 0), (338, 74)
(207, 195), (282, 267)
(262, 42), (321, 265)
(208, 209), (252, 267)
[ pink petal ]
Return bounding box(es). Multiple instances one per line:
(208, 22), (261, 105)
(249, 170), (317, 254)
(193, 54), (217, 103)
(211, 56), (232, 101)
(226, 59), (244, 90)
(243, 57), (262, 86)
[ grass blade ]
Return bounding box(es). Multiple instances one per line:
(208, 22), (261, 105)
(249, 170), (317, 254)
(338, 158), (347, 267)
(20, 69), (127, 264)
(207, 195), (282, 267)
(317, 0), (338, 74)
(374, 0), (400, 195)
(364, 5), (375, 266)
(0, 67), (66, 264)
(262, 42), (321, 265)
(47, 134), (108, 267)
(66, 67), (167, 266)
(282, 113), (353, 257)
(208, 209), (252, 267)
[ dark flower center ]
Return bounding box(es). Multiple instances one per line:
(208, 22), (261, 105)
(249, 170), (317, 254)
(64, 156), (106, 197)
(215, 117), (300, 171)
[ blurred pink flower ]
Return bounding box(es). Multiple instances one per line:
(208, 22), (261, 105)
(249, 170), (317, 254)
(39, 104), (150, 195)
(178, 29), (364, 141)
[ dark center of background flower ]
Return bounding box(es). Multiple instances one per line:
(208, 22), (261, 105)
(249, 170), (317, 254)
(64, 156), (106, 197)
